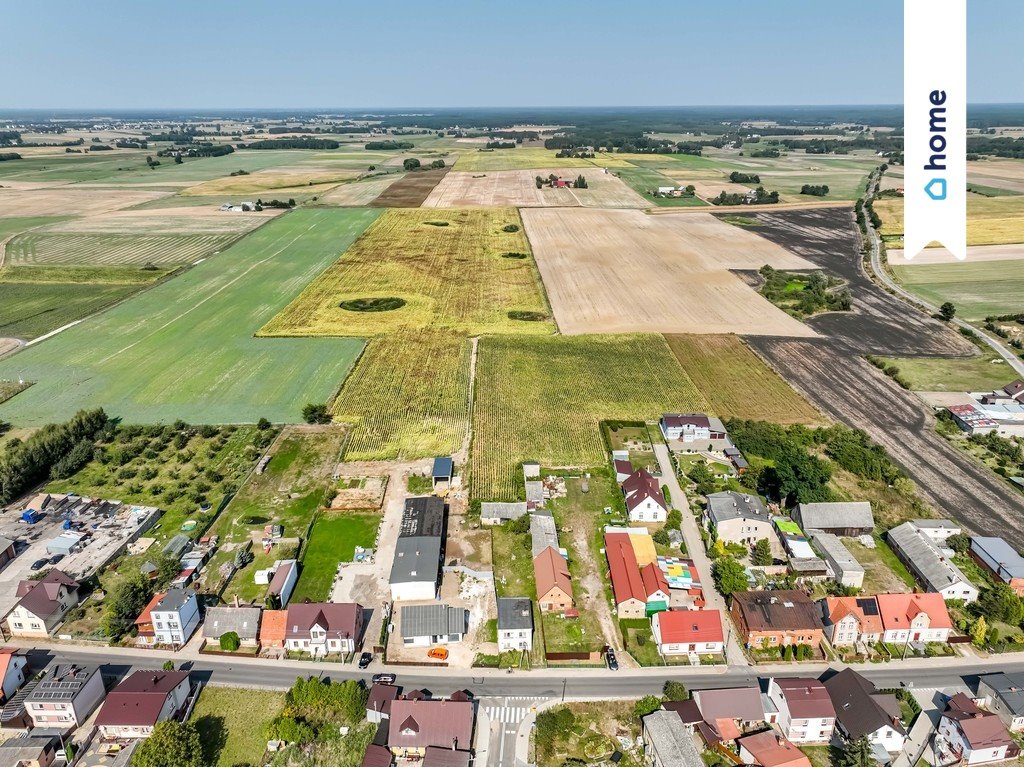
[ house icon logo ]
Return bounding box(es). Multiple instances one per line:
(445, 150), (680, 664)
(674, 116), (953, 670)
(925, 178), (947, 201)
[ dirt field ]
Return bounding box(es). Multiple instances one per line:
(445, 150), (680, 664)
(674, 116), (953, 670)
(319, 175), (404, 206)
(521, 208), (816, 336)
(369, 168), (450, 207)
(422, 168), (646, 209)
(0, 186), (167, 217)
(888, 243), (1024, 265)
(181, 166), (360, 196)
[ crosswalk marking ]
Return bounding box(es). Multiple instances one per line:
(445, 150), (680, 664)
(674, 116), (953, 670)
(481, 697), (548, 725)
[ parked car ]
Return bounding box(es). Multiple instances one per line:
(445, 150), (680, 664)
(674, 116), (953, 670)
(48, 554), (65, 565)
(358, 652), (373, 669)
(605, 648), (619, 671)
(427, 647), (449, 661)
(30, 559), (48, 571)
(372, 673), (397, 685)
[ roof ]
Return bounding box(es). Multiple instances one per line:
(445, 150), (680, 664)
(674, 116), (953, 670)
(285, 602), (363, 640)
(534, 546), (572, 600)
(614, 459), (634, 477)
(823, 668), (906, 739)
(0, 734), (57, 763)
(432, 457), (453, 478)
(202, 606), (262, 641)
(390, 536), (442, 585)
(943, 692), (1014, 749)
(662, 413), (712, 429)
(387, 699), (474, 750)
(811, 533), (864, 575)
(361, 744), (394, 767)
(530, 513), (558, 558)
(1003, 380), (1024, 397)
(912, 518), (961, 530)
(367, 684), (400, 717)
(268, 560), (296, 596)
(134, 591), (165, 629)
(693, 687), (765, 728)
(706, 492), (769, 525)
(423, 746), (472, 767)
(947, 404), (999, 428)
(773, 679), (836, 720)
(401, 604), (467, 639)
(0, 536), (12, 552)
(0, 647), (22, 683)
(887, 521), (976, 594)
(641, 562), (670, 600)
(737, 729), (812, 767)
(655, 610), (724, 645)
(26, 664), (100, 703)
(980, 672), (1024, 716)
(525, 481), (544, 503)
(95, 671), (191, 728)
(400, 497), (445, 538)
(605, 533), (647, 605)
(480, 502), (527, 521)
(663, 699), (703, 725)
(497, 597), (533, 632)
(621, 469), (667, 513)
(971, 537), (1024, 580)
(824, 596), (883, 635)
(731, 590), (824, 633)
(259, 609), (287, 642)
(15, 569), (80, 619)
(796, 502), (874, 531)
(154, 587), (195, 613)
(642, 710), (703, 767)
(875, 592), (952, 631)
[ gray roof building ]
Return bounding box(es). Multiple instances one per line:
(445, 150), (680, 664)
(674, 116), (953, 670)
(530, 512), (558, 558)
(811, 532), (865, 588)
(706, 492), (768, 525)
(399, 497), (445, 538)
(480, 502), (527, 523)
(0, 734), (58, 765)
(27, 663), (101, 705)
(971, 537), (1024, 584)
(162, 533), (192, 559)
(887, 521), (979, 602)
(202, 606), (261, 642)
(401, 604), (468, 640)
(794, 502), (874, 535)
(643, 709), (703, 767)
(525, 481), (544, 505)
(390, 536), (443, 585)
(979, 672), (1024, 721)
(154, 588), (193, 612)
(497, 597), (533, 632)
(824, 668), (906, 740)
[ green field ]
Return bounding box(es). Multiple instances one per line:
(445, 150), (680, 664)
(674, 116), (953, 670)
(876, 353), (1018, 392)
(0, 208), (375, 424)
(471, 334), (709, 500)
(191, 687), (286, 767)
(291, 512), (380, 602)
(614, 167), (708, 207)
(7, 231), (239, 266)
(0, 215), (71, 239)
(891, 260), (1024, 320)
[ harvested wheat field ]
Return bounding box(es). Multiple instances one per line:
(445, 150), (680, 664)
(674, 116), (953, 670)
(422, 168), (646, 209)
(320, 175), (404, 206)
(369, 168), (450, 207)
(888, 243), (1024, 266)
(0, 186), (167, 217)
(521, 208), (816, 336)
(182, 166), (360, 196)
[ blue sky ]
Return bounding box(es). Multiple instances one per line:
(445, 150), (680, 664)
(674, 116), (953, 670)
(2, 0), (1021, 109)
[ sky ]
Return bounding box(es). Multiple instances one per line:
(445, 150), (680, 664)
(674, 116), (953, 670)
(2, 0), (1021, 109)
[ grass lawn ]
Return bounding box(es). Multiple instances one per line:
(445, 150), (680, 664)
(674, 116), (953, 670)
(452, 148), (601, 172)
(847, 537), (917, 593)
(614, 166), (708, 207)
(190, 686), (285, 767)
(535, 701), (644, 767)
(891, 260), (1024, 320)
(876, 353), (1016, 391)
(542, 612), (604, 654)
(491, 525), (536, 599)
(801, 745), (832, 767)
(291, 512), (380, 602)
(0, 208), (374, 425)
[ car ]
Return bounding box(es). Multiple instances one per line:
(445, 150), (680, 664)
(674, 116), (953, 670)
(605, 648), (619, 671)
(372, 673), (397, 685)
(48, 554), (65, 565)
(427, 647), (449, 661)
(30, 559), (48, 571)
(358, 652), (373, 669)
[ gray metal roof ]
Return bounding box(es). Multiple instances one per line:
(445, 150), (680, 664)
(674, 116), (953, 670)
(431, 457), (453, 479)
(530, 513), (558, 558)
(643, 710), (703, 767)
(400, 497), (445, 538)
(390, 536), (442, 585)
(811, 532), (864, 575)
(400, 604), (468, 639)
(789, 557), (828, 574)
(154, 588), (195, 613)
(971, 537), (1024, 580)
(481, 502), (527, 521)
(888, 521), (976, 594)
(525, 481), (544, 504)
(27, 664), (100, 702)
(795, 502), (874, 531)
(497, 597), (533, 631)
(706, 492), (768, 525)
(202, 606), (261, 641)
(980, 672), (1024, 716)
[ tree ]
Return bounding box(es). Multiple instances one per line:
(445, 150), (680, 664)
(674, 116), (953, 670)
(945, 533), (970, 554)
(633, 694), (662, 718)
(102, 571), (153, 638)
(256, 417), (272, 431)
(663, 680), (688, 701)
(652, 528), (670, 546)
(971, 615), (988, 647)
(220, 631), (241, 652)
(712, 557), (748, 596)
(162, 660), (175, 671)
(830, 736), (874, 767)
(751, 538), (773, 566)
(940, 302), (957, 321)
(132, 721), (204, 767)
(977, 583), (1024, 625)
(301, 403), (331, 424)
(403, 158), (421, 171)
(153, 553), (183, 589)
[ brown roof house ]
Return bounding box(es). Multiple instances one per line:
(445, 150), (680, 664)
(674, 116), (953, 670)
(737, 729), (813, 767)
(388, 698), (474, 758)
(730, 590), (824, 651)
(765, 678), (836, 744)
(367, 684), (401, 724)
(534, 546), (573, 614)
(691, 686), (765, 743)
(6, 570), (81, 639)
(937, 693), (1019, 765)
(284, 602), (364, 657)
(823, 668), (906, 756)
(95, 670), (192, 739)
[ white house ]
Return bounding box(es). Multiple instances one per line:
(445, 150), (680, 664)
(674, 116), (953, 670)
(651, 609), (724, 657)
(497, 597), (534, 653)
(978, 673), (1024, 733)
(95, 671), (192, 739)
(26, 664), (106, 731)
(0, 648), (28, 704)
(937, 693), (1018, 765)
(6, 570), (81, 638)
(876, 593), (953, 644)
(824, 668), (907, 755)
(659, 413), (728, 443)
(766, 678), (837, 744)
(150, 589), (201, 647)
(284, 602), (364, 657)
(621, 468), (668, 523)
(400, 604), (468, 647)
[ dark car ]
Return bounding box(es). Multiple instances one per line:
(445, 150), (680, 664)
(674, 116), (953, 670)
(371, 673), (396, 685)
(48, 554), (65, 565)
(358, 652), (373, 669)
(606, 648), (619, 671)
(30, 558), (49, 571)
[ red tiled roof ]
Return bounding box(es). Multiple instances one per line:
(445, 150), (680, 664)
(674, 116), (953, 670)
(738, 729), (813, 767)
(94, 671), (190, 728)
(663, 414), (711, 428)
(824, 596), (883, 635)
(875, 592), (952, 631)
(134, 591), (166, 629)
(604, 533), (646, 605)
(259, 609), (288, 643)
(654, 610), (724, 645)
(640, 562), (670, 600)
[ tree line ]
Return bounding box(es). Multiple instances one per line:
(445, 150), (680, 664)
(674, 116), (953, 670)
(364, 140), (414, 150)
(241, 138), (340, 150)
(800, 184), (830, 196)
(729, 171), (760, 183)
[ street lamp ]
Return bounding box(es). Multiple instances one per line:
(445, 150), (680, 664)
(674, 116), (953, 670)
(561, 678), (567, 703)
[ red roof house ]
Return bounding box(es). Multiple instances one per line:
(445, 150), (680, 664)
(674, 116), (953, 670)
(875, 592), (952, 644)
(651, 610), (725, 656)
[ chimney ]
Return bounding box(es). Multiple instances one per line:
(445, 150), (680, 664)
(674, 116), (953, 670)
(452, 736), (458, 751)
(233, 594), (239, 608)
(777, 735), (785, 746)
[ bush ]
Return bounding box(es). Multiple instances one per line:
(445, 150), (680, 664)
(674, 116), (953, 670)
(652, 528), (670, 546)
(219, 631), (241, 652)
(502, 224), (520, 233)
(507, 310), (547, 321)
(301, 403), (332, 424)
(339, 297), (406, 312)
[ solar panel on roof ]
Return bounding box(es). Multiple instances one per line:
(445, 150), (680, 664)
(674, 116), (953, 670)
(857, 598), (879, 615)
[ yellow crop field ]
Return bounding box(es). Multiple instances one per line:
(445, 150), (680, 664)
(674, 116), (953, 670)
(453, 147), (634, 172)
(332, 331), (472, 461)
(876, 194), (1024, 246)
(470, 334), (710, 500)
(261, 207), (555, 336)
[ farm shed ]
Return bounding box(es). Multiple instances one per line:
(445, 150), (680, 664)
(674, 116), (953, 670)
(794, 502), (873, 536)
(480, 502), (527, 526)
(46, 531), (84, 556)
(971, 537), (1024, 595)
(431, 456), (453, 488)
(810, 533), (864, 589)
(400, 604), (468, 647)
(887, 521), (979, 603)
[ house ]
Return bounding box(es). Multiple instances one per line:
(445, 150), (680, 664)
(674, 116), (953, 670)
(367, 683), (400, 724)
(480, 502), (527, 526)
(738, 730), (813, 767)
(134, 591), (165, 646)
(642, 709), (704, 767)
(810, 533), (864, 588)
(534, 546), (573, 613)
(794, 502), (874, 536)
(651, 609), (724, 657)
(431, 457), (453, 488)
(621, 468), (668, 523)
(497, 597), (534, 652)
(978, 673), (1024, 732)
(284, 602), (364, 656)
(267, 559), (298, 607)
(823, 668), (906, 755)
(202, 606), (262, 647)
(605, 532), (665, 618)
(95, 670), (192, 739)
(613, 457), (634, 483)
(1001, 379), (1024, 403)
(0, 648), (29, 704)
(705, 492), (774, 546)
(691, 687), (765, 742)
(887, 521), (979, 602)
(362, 744), (394, 767)
(937, 693), (1019, 765)
(387, 698), (474, 757)
(640, 563), (672, 613)
(0, 734), (59, 767)
(26, 664), (106, 731)
(390, 497), (445, 602)
(400, 604), (468, 647)
(660, 413), (728, 444)
(970, 537), (1024, 595)
(876, 592), (953, 644)
(766, 678), (836, 743)
(821, 596), (883, 646)
(259, 609), (288, 649)
(149, 588), (201, 646)
(729, 590), (824, 650)
(911, 519), (962, 545)
(0, 536), (15, 570)
(7, 569), (81, 638)
(423, 746), (471, 767)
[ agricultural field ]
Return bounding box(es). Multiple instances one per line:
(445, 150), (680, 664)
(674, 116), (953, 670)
(876, 353), (1017, 392)
(368, 168), (449, 207)
(0, 208), (374, 424)
(263, 207), (554, 337)
(452, 148), (610, 172)
(332, 331), (472, 461)
(887, 244), (1024, 265)
(191, 687), (286, 767)
(0, 185), (167, 217)
(966, 158), (1024, 195)
(319, 174), (404, 206)
(614, 166), (709, 207)
(471, 334), (709, 500)
(181, 166), (361, 196)
(422, 168), (646, 208)
(877, 194), (1024, 247)
(664, 334), (824, 424)
(291, 512), (380, 602)
(890, 259), (1024, 320)
(521, 207), (815, 336)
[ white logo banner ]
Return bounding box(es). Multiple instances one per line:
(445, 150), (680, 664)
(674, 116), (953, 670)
(902, 0), (967, 261)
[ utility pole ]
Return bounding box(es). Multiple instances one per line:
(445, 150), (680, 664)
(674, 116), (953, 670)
(561, 678), (567, 703)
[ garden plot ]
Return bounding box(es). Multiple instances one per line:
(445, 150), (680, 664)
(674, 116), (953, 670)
(521, 208), (816, 336)
(422, 168), (646, 208)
